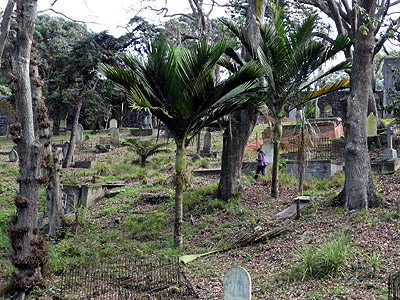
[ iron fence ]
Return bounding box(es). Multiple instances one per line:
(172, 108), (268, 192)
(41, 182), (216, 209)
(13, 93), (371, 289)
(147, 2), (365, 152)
(54, 257), (198, 300)
(285, 136), (344, 161)
(389, 271), (400, 300)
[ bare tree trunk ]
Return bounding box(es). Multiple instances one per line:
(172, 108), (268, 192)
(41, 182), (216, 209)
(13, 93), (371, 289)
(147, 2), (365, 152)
(271, 117), (282, 198)
(343, 0), (379, 210)
(0, 0), (16, 66)
(62, 98), (82, 168)
(30, 44), (64, 237)
(217, 0), (266, 200)
(9, 0), (47, 295)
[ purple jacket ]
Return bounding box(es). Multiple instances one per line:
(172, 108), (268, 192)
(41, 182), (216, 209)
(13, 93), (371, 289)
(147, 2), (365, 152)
(257, 151), (267, 166)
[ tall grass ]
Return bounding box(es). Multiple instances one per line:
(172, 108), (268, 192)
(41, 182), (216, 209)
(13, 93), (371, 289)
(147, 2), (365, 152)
(290, 232), (351, 280)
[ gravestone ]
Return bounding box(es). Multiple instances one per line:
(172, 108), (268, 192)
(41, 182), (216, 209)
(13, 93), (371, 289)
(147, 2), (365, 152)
(62, 141), (69, 157)
(383, 57), (400, 118)
(261, 140), (274, 163)
(323, 105), (333, 117)
(366, 113), (377, 136)
(223, 266), (251, 300)
(202, 131), (212, 154)
(9, 148), (18, 162)
(382, 125), (397, 160)
(288, 108), (296, 120)
(59, 119), (66, 129)
(144, 114), (152, 129)
(110, 127), (120, 146)
(109, 118), (118, 129)
(75, 124), (84, 146)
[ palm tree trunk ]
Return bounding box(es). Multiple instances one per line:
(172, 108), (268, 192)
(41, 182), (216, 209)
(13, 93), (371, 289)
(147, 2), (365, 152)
(271, 117), (282, 198)
(174, 141), (186, 248)
(298, 138), (305, 196)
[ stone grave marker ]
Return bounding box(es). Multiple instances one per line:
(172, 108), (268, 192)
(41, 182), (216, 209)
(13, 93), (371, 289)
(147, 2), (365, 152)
(109, 118), (117, 129)
(262, 140), (274, 163)
(323, 105), (333, 117)
(383, 57), (400, 118)
(223, 266), (251, 300)
(75, 124), (84, 146)
(110, 127), (120, 146)
(59, 119), (66, 129)
(202, 131), (212, 154)
(288, 108), (296, 120)
(144, 114), (152, 129)
(366, 113), (377, 136)
(382, 125), (397, 160)
(9, 148), (18, 162)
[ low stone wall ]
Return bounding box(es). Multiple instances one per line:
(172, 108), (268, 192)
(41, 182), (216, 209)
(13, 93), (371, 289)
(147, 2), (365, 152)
(286, 160), (344, 180)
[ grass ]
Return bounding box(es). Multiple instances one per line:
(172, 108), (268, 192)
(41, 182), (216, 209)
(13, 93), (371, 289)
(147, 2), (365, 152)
(289, 232), (352, 281)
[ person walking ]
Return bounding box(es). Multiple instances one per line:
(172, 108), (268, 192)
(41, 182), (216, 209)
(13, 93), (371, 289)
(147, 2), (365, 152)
(255, 148), (267, 179)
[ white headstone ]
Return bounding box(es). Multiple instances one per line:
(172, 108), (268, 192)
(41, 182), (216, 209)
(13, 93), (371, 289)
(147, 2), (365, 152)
(288, 108), (296, 120)
(223, 266), (251, 300)
(262, 140), (274, 163)
(110, 119), (118, 129)
(59, 119), (66, 128)
(366, 113), (377, 137)
(9, 148), (18, 162)
(75, 124), (84, 146)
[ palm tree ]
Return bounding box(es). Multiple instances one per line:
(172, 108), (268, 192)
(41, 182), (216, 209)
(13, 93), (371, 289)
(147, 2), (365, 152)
(126, 138), (170, 167)
(100, 39), (263, 247)
(223, 4), (352, 198)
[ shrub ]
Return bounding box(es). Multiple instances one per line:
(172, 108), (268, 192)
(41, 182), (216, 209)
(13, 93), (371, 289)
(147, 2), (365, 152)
(290, 232), (351, 280)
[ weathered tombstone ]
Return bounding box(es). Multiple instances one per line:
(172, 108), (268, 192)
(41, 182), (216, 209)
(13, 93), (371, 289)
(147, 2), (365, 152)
(366, 113), (377, 137)
(262, 140), (274, 163)
(382, 125), (397, 160)
(223, 266), (251, 300)
(62, 141), (69, 158)
(110, 127), (120, 146)
(288, 108), (296, 120)
(9, 148), (18, 162)
(144, 114), (153, 129)
(109, 118), (118, 129)
(75, 124), (84, 146)
(323, 105), (333, 117)
(59, 119), (66, 129)
(383, 57), (400, 118)
(202, 131), (212, 154)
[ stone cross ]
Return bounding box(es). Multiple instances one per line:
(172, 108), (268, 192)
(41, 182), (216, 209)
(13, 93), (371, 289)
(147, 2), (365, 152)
(223, 266), (251, 300)
(382, 125), (397, 160)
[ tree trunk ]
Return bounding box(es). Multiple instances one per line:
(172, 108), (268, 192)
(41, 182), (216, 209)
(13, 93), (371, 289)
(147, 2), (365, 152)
(298, 138), (305, 196)
(216, 0), (266, 200)
(0, 0), (16, 66)
(62, 98), (83, 168)
(174, 141), (186, 248)
(343, 0), (379, 210)
(9, 0), (48, 295)
(271, 117), (282, 198)
(30, 44), (64, 237)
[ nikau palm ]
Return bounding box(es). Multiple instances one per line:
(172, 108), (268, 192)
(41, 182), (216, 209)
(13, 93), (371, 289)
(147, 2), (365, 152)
(223, 4), (352, 197)
(101, 40), (263, 247)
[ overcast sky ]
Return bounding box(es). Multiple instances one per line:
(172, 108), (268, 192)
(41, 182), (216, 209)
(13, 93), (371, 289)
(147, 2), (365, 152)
(37, 0), (227, 37)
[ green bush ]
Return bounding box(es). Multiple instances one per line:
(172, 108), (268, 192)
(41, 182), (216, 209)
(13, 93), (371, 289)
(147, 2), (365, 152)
(290, 232), (351, 280)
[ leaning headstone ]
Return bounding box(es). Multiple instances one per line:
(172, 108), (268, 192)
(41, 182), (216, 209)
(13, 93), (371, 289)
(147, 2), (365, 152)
(75, 124), (84, 146)
(223, 266), (251, 300)
(262, 140), (274, 163)
(366, 113), (377, 137)
(110, 127), (120, 146)
(109, 118), (118, 129)
(9, 148), (18, 162)
(382, 125), (397, 160)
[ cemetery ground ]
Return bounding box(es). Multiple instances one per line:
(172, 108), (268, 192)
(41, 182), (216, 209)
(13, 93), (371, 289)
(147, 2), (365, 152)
(0, 126), (400, 299)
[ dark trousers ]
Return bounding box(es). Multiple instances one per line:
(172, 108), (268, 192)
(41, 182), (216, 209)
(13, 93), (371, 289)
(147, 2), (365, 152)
(254, 165), (266, 179)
